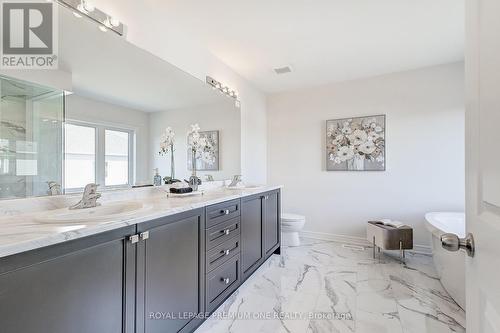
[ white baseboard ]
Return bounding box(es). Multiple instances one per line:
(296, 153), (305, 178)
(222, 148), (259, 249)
(299, 230), (432, 255)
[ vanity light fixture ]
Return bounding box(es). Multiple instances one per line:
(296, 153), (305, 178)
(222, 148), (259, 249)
(55, 0), (125, 36)
(206, 76), (241, 108)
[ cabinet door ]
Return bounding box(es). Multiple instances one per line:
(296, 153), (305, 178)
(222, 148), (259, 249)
(241, 195), (264, 280)
(0, 226), (136, 333)
(264, 190), (280, 257)
(136, 209), (204, 333)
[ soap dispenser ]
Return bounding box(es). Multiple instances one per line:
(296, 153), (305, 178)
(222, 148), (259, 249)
(153, 168), (162, 186)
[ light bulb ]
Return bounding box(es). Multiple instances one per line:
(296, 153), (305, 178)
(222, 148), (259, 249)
(76, 3), (87, 14)
(103, 17), (112, 28)
(83, 1), (95, 12)
(110, 17), (120, 27)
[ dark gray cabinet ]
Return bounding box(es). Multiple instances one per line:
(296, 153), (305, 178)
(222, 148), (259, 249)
(264, 190), (280, 257)
(240, 194), (264, 280)
(136, 209), (205, 333)
(0, 226), (136, 333)
(0, 190), (280, 333)
(241, 190), (281, 281)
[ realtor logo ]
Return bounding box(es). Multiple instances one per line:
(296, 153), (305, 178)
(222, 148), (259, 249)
(1, 0), (58, 69)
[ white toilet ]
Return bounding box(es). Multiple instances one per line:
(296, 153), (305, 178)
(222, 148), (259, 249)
(281, 213), (306, 247)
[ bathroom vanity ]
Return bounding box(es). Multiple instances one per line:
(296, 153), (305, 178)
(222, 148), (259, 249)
(0, 187), (281, 333)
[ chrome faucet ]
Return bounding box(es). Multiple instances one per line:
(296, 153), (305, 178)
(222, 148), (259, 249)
(228, 175), (242, 187)
(47, 181), (61, 196)
(69, 183), (101, 210)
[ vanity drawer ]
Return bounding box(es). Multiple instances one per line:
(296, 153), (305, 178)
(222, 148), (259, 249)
(206, 254), (240, 313)
(206, 199), (240, 228)
(206, 236), (241, 273)
(206, 217), (240, 250)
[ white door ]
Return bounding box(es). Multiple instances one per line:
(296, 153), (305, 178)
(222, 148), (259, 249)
(464, 0), (500, 331)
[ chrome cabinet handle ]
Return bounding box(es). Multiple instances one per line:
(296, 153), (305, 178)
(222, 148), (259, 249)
(140, 231), (150, 241)
(441, 233), (475, 257)
(129, 235), (139, 244)
(221, 277), (230, 285)
(222, 249), (230, 256)
(221, 229), (230, 235)
(225, 209), (230, 215)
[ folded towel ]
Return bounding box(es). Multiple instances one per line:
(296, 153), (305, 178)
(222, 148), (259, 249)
(372, 219), (406, 229)
(171, 182), (189, 189)
(169, 187), (193, 194)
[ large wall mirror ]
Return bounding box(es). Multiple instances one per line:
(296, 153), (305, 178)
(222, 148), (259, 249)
(0, 6), (241, 200)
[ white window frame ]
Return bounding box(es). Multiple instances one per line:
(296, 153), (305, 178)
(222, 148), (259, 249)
(64, 119), (135, 193)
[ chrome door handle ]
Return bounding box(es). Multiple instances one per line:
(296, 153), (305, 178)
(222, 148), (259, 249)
(223, 249), (230, 256)
(441, 233), (475, 257)
(221, 277), (230, 285)
(222, 229), (230, 235)
(225, 209), (230, 215)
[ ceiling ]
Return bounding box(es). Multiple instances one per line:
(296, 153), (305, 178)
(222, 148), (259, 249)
(137, 0), (465, 93)
(58, 9), (229, 112)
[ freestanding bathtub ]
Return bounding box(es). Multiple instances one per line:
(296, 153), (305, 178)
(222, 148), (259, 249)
(425, 212), (466, 309)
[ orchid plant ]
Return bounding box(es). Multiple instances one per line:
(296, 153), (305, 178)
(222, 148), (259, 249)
(327, 116), (385, 170)
(158, 127), (177, 183)
(159, 127), (175, 156)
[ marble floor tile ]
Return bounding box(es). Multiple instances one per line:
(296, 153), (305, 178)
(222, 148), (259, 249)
(194, 238), (466, 333)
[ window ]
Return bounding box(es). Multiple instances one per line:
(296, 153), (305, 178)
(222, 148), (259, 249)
(64, 122), (134, 191)
(105, 130), (130, 186)
(64, 124), (96, 189)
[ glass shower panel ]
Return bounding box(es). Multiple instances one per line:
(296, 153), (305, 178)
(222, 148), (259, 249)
(0, 76), (64, 199)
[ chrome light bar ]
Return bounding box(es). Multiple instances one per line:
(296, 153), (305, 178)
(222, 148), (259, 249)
(56, 0), (125, 36)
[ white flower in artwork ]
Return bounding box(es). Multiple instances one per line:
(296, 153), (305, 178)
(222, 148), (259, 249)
(348, 129), (368, 146)
(376, 155), (385, 163)
(358, 141), (376, 154)
(367, 132), (379, 141)
(374, 125), (383, 133)
(337, 146), (355, 162)
(334, 156), (342, 164)
(341, 126), (352, 135)
(333, 134), (344, 145)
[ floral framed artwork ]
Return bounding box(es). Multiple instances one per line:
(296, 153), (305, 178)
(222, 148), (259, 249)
(326, 115), (386, 171)
(187, 130), (219, 171)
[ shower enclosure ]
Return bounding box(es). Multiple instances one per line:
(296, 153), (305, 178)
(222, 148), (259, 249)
(0, 76), (65, 199)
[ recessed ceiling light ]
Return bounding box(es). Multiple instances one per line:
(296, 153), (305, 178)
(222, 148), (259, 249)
(274, 66), (292, 75)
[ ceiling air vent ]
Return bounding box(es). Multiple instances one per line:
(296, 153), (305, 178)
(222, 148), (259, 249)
(274, 66), (292, 75)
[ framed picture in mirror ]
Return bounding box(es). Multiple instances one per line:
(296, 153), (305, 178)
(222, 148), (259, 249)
(187, 130), (220, 171)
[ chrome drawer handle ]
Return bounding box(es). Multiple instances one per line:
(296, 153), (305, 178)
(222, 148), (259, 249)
(221, 229), (230, 235)
(222, 249), (230, 256)
(221, 277), (230, 285)
(225, 209), (230, 215)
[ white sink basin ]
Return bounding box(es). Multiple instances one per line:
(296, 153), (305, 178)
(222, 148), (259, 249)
(35, 201), (152, 224)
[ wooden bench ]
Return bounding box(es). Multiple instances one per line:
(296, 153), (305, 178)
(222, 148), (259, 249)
(366, 221), (413, 263)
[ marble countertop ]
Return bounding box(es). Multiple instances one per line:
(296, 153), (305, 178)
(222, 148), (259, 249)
(0, 185), (282, 259)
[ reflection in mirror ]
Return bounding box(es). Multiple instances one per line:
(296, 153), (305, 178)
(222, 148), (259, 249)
(57, 6), (240, 188)
(0, 3), (241, 200)
(0, 76), (64, 199)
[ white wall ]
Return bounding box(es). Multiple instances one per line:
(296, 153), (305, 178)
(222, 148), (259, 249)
(267, 63), (465, 247)
(65, 94), (150, 183)
(96, 0), (268, 184)
(150, 101), (241, 182)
